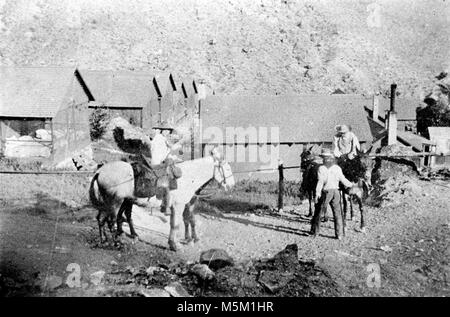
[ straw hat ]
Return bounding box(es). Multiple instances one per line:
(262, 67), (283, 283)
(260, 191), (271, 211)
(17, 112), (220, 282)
(335, 124), (350, 134)
(320, 148), (334, 158)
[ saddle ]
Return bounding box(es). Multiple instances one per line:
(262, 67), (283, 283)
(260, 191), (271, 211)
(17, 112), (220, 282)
(337, 156), (366, 183)
(131, 155), (182, 198)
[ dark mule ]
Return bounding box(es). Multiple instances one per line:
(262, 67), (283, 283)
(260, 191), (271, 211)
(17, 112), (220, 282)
(337, 148), (374, 232)
(300, 145), (328, 219)
(300, 146), (321, 217)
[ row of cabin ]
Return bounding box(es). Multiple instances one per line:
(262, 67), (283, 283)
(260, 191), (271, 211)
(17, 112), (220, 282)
(0, 66), (201, 160)
(198, 91), (443, 181)
(2, 66), (442, 177)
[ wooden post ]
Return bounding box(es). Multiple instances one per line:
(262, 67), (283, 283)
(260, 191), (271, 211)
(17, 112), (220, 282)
(158, 97), (162, 125)
(278, 161), (284, 212)
(372, 94), (379, 121)
(191, 123), (195, 160)
(50, 118), (55, 158)
(430, 144), (437, 168)
(201, 143), (206, 158)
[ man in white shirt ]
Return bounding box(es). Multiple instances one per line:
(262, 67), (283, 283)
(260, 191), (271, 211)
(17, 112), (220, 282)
(309, 149), (354, 240)
(146, 127), (183, 216)
(333, 124), (360, 160)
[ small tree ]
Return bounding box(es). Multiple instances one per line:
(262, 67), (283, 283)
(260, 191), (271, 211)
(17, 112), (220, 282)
(89, 106), (111, 140)
(417, 83), (450, 138)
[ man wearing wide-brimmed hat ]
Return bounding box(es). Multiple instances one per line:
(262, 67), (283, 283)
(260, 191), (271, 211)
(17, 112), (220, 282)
(144, 122), (184, 216)
(310, 148), (354, 240)
(333, 124), (360, 160)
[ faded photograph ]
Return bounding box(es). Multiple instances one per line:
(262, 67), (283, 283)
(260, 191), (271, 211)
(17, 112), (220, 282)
(0, 0), (449, 299)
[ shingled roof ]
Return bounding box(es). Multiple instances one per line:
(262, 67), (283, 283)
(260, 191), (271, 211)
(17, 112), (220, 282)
(77, 70), (158, 108)
(0, 66), (76, 118)
(201, 94), (373, 143)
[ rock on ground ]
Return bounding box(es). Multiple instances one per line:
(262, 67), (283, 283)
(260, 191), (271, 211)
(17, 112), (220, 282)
(164, 282), (191, 297)
(200, 249), (234, 270)
(191, 264), (215, 281)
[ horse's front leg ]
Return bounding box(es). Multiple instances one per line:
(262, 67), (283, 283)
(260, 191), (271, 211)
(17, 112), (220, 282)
(357, 197), (366, 232)
(349, 195), (355, 221)
(168, 203), (183, 251)
(307, 192), (313, 217)
(188, 202), (199, 243)
(341, 190), (348, 221)
(183, 204), (191, 242)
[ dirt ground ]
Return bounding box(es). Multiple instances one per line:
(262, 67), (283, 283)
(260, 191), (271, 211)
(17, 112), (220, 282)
(0, 166), (449, 297)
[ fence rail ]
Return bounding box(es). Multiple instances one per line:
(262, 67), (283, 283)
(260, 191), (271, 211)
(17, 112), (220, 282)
(2, 152), (450, 212)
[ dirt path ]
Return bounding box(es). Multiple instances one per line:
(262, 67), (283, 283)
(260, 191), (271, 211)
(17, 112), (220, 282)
(1, 175), (449, 296)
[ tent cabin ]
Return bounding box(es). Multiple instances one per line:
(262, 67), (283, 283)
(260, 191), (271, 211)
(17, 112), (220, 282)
(0, 66), (90, 160)
(76, 69), (158, 130)
(200, 94), (374, 180)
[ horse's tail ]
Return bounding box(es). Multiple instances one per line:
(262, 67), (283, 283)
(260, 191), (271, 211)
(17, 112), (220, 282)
(89, 172), (103, 208)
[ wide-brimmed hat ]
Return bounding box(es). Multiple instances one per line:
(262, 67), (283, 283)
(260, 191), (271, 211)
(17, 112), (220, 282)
(153, 121), (174, 131)
(335, 124), (350, 134)
(320, 148), (334, 158)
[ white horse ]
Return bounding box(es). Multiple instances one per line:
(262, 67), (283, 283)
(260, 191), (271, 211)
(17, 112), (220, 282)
(89, 148), (235, 251)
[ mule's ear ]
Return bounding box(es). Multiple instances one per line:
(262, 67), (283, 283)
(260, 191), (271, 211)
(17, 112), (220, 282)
(210, 146), (222, 160)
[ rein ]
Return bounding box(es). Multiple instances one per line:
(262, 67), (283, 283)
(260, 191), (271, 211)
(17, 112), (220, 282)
(194, 160), (230, 199)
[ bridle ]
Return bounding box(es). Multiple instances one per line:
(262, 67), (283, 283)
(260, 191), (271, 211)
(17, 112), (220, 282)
(194, 157), (232, 198)
(213, 159), (232, 187)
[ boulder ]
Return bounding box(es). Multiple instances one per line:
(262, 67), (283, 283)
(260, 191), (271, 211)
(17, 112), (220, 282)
(90, 270), (106, 286)
(140, 288), (171, 297)
(44, 275), (63, 290)
(258, 271), (295, 294)
(164, 282), (191, 297)
(200, 248), (234, 270)
(191, 264), (215, 281)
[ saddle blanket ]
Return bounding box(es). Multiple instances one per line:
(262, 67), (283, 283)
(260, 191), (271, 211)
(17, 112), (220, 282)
(131, 160), (181, 198)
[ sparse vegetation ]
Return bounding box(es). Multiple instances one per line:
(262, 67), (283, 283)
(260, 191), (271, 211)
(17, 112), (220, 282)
(89, 107), (111, 140)
(0, 157), (45, 171)
(0, 0), (447, 97)
(417, 82), (450, 138)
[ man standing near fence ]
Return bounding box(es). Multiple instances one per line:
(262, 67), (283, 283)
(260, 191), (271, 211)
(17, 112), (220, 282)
(309, 149), (354, 240)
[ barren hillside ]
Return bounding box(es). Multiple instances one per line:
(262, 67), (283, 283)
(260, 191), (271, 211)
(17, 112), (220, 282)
(0, 0), (449, 98)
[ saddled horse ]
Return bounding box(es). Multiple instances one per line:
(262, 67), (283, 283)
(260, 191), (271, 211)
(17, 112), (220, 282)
(89, 148), (235, 251)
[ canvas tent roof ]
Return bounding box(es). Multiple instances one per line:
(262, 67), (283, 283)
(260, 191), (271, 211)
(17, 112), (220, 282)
(77, 70), (157, 108)
(152, 72), (177, 97)
(0, 66), (75, 118)
(181, 76), (198, 98)
(200, 94), (373, 144)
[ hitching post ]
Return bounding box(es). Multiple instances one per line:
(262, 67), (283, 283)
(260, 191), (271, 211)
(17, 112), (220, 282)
(278, 161), (284, 212)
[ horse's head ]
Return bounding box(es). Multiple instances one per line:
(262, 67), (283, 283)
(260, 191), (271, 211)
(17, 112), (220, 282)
(211, 147), (235, 191)
(300, 145), (322, 171)
(356, 145), (375, 188)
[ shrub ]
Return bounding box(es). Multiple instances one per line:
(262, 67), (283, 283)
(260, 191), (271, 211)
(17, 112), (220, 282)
(89, 107), (111, 140)
(417, 83), (450, 138)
